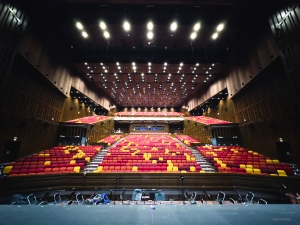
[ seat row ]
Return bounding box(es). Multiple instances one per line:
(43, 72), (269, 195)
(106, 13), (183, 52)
(3, 146), (102, 176)
(187, 116), (231, 125)
(94, 135), (203, 173)
(66, 116), (109, 124)
(197, 146), (294, 176)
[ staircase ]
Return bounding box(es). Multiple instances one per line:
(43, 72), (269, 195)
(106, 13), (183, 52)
(175, 138), (215, 173)
(83, 138), (124, 173)
(189, 148), (215, 173)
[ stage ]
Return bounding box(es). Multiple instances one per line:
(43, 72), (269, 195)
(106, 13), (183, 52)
(0, 204), (299, 225)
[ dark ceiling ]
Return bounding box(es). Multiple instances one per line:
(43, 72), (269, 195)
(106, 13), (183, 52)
(16, 0), (271, 108)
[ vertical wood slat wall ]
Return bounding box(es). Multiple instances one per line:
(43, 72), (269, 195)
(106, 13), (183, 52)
(0, 1), (26, 89)
(17, 19), (113, 111)
(0, 55), (64, 160)
(186, 21), (280, 111)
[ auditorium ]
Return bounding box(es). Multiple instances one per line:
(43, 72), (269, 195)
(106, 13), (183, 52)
(0, 0), (300, 224)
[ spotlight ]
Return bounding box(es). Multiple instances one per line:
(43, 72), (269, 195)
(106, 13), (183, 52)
(123, 21), (130, 31)
(147, 31), (154, 40)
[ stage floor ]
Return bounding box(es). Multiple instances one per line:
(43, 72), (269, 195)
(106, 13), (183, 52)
(0, 204), (299, 225)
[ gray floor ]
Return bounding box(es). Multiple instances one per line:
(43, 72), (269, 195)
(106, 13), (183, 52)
(0, 204), (299, 225)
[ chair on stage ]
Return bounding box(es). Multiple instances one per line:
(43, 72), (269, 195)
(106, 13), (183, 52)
(188, 192), (197, 204)
(132, 189), (142, 204)
(120, 188), (130, 205)
(155, 190), (165, 204)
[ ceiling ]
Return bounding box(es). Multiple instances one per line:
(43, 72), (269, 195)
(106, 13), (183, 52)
(17, 0), (271, 108)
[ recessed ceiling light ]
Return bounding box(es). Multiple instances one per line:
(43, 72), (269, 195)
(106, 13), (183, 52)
(216, 23), (224, 32)
(100, 21), (106, 30)
(76, 22), (83, 30)
(147, 31), (154, 39)
(164, 62), (167, 66)
(193, 22), (201, 31)
(212, 33), (218, 39)
(104, 31), (110, 39)
(170, 21), (177, 31)
(147, 21), (154, 30)
(123, 21), (130, 31)
(190, 32), (197, 40)
(82, 31), (88, 38)
(180, 63), (183, 66)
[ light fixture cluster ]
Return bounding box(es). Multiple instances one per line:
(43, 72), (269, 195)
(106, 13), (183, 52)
(141, 73), (145, 82)
(132, 62), (137, 73)
(178, 62), (183, 73)
(167, 73), (171, 82)
(148, 62), (151, 73)
(204, 63), (215, 82)
(154, 74), (158, 82)
(190, 22), (200, 40)
(163, 62), (167, 73)
(179, 74), (185, 83)
(147, 21), (154, 40)
(76, 22), (89, 38)
(212, 23), (224, 40)
(99, 21), (110, 39)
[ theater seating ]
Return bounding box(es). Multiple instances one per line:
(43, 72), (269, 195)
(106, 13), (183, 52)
(116, 112), (183, 117)
(187, 116), (231, 125)
(98, 135), (122, 146)
(176, 135), (200, 146)
(197, 146), (294, 176)
(4, 146), (102, 176)
(95, 135), (203, 173)
(66, 116), (109, 124)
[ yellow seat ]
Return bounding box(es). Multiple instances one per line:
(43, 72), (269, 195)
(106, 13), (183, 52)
(70, 160), (76, 164)
(190, 166), (196, 172)
(246, 165), (253, 169)
(3, 166), (13, 174)
(221, 164), (226, 168)
(279, 174), (287, 177)
(277, 170), (286, 176)
(181, 170), (187, 173)
(240, 164), (246, 169)
(246, 168), (253, 174)
(152, 160), (157, 164)
(132, 166), (138, 172)
(253, 169), (261, 174)
(85, 157), (90, 162)
(167, 167), (173, 172)
(200, 170), (206, 173)
(273, 159), (280, 164)
(73, 166), (80, 173)
(97, 166), (103, 172)
(44, 161), (51, 166)
(172, 166), (178, 172)
(270, 174), (278, 176)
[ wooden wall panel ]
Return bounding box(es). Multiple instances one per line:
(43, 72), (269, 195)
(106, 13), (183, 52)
(17, 20), (113, 110)
(233, 58), (300, 164)
(0, 55), (64, 162)
(187, 21), (280, 111)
